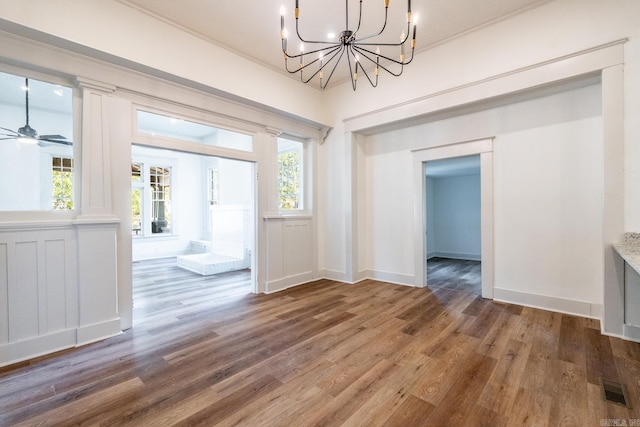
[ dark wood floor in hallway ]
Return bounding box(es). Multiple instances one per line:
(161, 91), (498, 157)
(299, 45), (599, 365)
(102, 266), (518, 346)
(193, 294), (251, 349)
(1, 259), (639, 426)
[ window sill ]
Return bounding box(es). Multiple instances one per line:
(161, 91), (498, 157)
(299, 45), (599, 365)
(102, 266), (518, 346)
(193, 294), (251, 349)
(263, 212), (312, 220)
(132, 234), (179, 241)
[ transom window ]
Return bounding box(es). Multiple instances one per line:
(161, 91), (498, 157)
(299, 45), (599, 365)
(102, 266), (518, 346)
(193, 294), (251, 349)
(136, 110), (253, 152)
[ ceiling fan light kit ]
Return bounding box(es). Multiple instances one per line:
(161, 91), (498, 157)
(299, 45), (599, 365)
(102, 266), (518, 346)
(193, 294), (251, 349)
(280, 0), (418, 90)
(0, 78), (73, 146)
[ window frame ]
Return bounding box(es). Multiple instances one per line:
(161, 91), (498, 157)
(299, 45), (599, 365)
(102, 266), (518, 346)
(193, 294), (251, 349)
(0, 67), (77, 215)
(51, 156), (74, 211)
(277, 137), (305, 212)
(131, 157), (175, 238)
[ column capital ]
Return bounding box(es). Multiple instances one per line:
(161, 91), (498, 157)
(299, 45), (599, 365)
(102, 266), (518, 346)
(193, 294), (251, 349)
(265, 126), (283, 137)
(75, 77), (116, 94)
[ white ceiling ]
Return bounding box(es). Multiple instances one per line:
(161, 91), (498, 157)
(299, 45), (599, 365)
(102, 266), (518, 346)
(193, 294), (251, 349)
(116, 0), (552, 82)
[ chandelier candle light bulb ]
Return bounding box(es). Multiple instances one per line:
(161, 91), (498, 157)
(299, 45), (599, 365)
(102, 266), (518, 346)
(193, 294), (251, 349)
(279, 0), (418, 90)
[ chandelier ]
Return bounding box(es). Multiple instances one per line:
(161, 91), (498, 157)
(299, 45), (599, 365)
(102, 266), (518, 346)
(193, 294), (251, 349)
(280, 0), (418, 90)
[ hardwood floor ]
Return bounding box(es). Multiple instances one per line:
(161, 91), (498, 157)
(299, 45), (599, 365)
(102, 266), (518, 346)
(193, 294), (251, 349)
(427, 257), (481, 295)
(1, 260), (639, 426)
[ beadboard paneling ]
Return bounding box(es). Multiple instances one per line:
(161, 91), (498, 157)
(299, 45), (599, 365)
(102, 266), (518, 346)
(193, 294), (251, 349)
(0, 221), (123, 367)
(1, 229), (77, 345)
(264, 217), (314, 293)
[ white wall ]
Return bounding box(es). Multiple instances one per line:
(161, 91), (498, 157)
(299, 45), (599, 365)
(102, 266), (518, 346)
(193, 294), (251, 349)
(361, 81), (603, 311)
(429, 174), (481, 261)
(494, 117), (603, 304)
(319, 0), (640, 286)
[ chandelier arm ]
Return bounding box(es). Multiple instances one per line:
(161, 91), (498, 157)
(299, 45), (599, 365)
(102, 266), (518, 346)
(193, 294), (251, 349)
(353, 0), (364, 35)
(300, 44), (344, 85)
(377, 61), (404, 77)
(280, 0), (415, 90)
(346, 47), (358, 91)
(354, 44), (415, 67)
(354, 20), (412, 46)
(321, 46), (348, 89)
(352, 46), (404, 77)
(302, 44), (344, 77)
(284, 45), (342, 74)
(283, 43), (341, 60)
(352, 7), (390, 43)
(294, 18), (337, 44)
(349, 45), (378, 88)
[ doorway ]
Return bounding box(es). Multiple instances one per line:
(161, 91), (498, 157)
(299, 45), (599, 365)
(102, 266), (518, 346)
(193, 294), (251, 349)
(412, 138), (494, 298)
(425, 155), (481, 295)
(130, 144), (256, 321)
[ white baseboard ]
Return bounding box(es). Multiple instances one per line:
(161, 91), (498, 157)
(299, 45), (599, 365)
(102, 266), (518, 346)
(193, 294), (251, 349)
(493, 287), (603, 319)
(318, 269), (351, 283)
(265, 271), (315, 293)
(76, 318), (123, 347)
(623, 324), (640, 342)
(0, 329), (77, 367)
(313, 269), (415, 287)
(362, 270), (415, 287)
(430, 252), (482, 261)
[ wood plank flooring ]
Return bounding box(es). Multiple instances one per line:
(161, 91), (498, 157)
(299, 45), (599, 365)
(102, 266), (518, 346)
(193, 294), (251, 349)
(1, 259), (639, 426)
(427, 257), (481, 295)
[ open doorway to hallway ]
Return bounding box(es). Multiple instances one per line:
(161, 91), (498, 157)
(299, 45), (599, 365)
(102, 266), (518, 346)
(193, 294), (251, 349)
(131, 144), (255, 321)
(425, 155), (481, 295)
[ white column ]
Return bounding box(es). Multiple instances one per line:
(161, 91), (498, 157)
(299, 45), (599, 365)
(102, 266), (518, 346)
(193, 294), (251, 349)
(257, 127), (281, 293)
(344, 131), (358, 283)
(73, 78), (121, 344)
(602, 64), (626, 336)
(75, 78), (118, 218)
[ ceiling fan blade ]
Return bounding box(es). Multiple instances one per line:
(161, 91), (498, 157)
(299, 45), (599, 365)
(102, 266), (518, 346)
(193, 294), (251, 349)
(39, 134), (68, 140)
(0, 127), (19, 136)
(39, 137), (73, 146)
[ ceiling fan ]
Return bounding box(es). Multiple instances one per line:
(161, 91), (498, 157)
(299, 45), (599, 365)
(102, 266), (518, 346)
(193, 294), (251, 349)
(0, 78), (73, 146)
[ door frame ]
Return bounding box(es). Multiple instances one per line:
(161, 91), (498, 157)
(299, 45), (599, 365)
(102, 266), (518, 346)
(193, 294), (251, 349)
(412, 137), (494, 298)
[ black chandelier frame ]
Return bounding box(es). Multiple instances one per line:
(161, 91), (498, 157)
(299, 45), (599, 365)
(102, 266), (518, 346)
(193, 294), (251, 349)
(280, 0), (417, 90)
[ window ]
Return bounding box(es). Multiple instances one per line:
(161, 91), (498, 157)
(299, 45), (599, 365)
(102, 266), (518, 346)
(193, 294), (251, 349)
(209, 167), (220, 206)
(278, 138), (303, 210)
(136, 110), (253, 152)
(131, 163), (143, 234)
(0, 71), (74, 211)
(52, 157), (73, 210)
(150, 166), (171, 234)
(131, 161), (172, 236)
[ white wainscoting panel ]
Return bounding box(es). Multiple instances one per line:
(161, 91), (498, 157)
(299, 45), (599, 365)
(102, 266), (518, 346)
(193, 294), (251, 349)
(0, 220), (120, 367)
(0, 226), (80, 365)
(264, 216), (314, 293)
(0, 243), (7, 345)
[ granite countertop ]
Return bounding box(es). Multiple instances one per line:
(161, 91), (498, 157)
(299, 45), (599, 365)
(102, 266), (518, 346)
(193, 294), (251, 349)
(613, 232), (640, 274)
